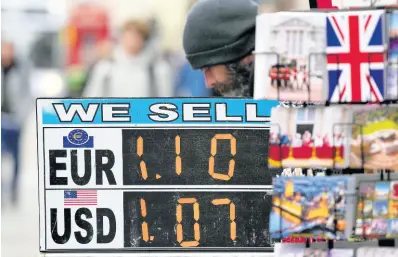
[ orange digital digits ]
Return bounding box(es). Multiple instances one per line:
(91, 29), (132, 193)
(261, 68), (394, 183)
(212, 198), (236, 240)
(137, 137), (149, 180)
(140, 198), (153, 242)
(209, 134), (236, 181)
(138, 134), (238, 180)
(176, 198), (200, 247)
(137, 137), (161, 180)
(175, 135), (182, 175)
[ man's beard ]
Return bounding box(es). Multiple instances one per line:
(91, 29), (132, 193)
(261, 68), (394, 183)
(213, 61), (254, 97)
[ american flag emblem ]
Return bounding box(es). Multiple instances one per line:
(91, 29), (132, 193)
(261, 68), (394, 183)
(326, 10), (386, 103)
(64, 190), (97, 206)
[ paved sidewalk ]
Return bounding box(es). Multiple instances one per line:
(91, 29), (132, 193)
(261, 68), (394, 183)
(2, 111), (40, 257)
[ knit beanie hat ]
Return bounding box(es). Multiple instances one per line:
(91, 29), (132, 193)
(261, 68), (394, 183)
(183, 0), (259, 70)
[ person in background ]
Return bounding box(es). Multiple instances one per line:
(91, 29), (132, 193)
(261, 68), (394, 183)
(314, 134), (323, 147)
(291, 133), (303, 148)
(83, 19), (173, 97)
(1, 41), (32, 206)
(182, 0), (258, 97)
(81, 39), (113, 93)
(302, 130), (313, 147)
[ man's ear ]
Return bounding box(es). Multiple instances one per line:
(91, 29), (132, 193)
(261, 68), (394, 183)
(240, 54), (254, 65)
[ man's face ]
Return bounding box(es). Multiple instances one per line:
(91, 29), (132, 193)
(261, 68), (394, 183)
(203, 64), (229, 89)
(201, 58), (253, 97)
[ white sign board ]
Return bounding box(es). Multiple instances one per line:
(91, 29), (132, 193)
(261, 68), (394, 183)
(36, 98), (279, 255)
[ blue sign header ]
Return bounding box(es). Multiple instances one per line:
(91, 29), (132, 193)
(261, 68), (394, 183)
(38, 98), (279, 125)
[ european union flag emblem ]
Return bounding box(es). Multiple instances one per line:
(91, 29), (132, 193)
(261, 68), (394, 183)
(63, 129), (94, 148)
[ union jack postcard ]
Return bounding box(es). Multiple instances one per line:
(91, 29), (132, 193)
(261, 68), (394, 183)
(326, 10), (387, 103)
(254, 12), (327, 102)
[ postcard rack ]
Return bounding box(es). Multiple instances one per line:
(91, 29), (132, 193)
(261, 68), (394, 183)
(269, 173), (398, 255)
(263, 2), (398, 256)
(270, 121), (398, 173)
(255, 51), (398, 104)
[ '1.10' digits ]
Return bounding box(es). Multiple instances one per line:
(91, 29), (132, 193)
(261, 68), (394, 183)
(137, 134), (236, 181)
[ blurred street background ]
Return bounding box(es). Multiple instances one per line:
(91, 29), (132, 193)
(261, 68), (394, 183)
(1, 0), (309, 256)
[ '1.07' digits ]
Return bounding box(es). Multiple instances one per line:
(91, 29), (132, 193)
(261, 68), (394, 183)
(140, 197), (236, 247)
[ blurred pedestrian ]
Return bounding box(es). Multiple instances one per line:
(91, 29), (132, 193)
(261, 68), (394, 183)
(81, 39), (113, 93)
(183, 0), (258, 97)
(1, 41), (32, 205)
(83, 19), (173, 97)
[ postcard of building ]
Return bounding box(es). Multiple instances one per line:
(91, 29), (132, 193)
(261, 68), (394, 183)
(254, 12), (327, 102)
(269, 106), (352, 168)
(270, 176), (355, 240)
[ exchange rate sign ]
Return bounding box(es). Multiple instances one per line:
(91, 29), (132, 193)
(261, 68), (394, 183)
(37, 98), (279, 254)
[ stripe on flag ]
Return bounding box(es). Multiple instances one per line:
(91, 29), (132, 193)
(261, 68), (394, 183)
(64, 190), (97, 206)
